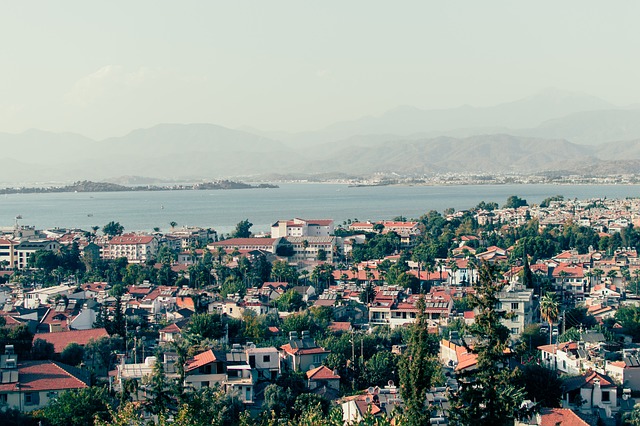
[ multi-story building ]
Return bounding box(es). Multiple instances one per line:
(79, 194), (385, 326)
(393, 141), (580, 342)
(496, 283), (534, 338)
(270, 218), (334, 238)
(103, 234), (158, 263)
(284, 236), (336, 263)
(14, 239), (60, 269)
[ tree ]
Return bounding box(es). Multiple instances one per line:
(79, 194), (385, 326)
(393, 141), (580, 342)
(398, 296), (443, 426)
(173, 384), (244, 426)
(31, 338), (55, 360)
(184, 313), (225, 344)
(40, 386), (114, 426)
(232, 219), (253, 238)
(276, 289), (305, 312)
(540, 293), (560, 345)
(615, 305), (640, 342)
(515, 364), (562, 408)
(365, 350), (399, 387)
(60, 342), (85, 366)
(102, 221), (124, 237)
(503, 195), (528, 209)
(146, 349), (171, 416)
(449, 262), (530, 426)
(170, 221), (177, 230)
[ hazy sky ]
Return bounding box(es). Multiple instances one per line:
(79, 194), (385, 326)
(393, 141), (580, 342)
(2, 1), (639, 139)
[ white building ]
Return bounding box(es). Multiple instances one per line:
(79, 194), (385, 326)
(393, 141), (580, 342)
(103, 234), (158, 263)
(271, 218), (334, 238)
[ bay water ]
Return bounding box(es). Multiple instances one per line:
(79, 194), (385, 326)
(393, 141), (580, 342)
(1, 183), (638, 235)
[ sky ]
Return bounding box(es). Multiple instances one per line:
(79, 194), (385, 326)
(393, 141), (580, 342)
(1, 1), (639, 139)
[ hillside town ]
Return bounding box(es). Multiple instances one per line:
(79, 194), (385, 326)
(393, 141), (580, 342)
(3, 195), (640, 425)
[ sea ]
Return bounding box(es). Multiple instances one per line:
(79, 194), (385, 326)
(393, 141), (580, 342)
(1, 183), (638, 235)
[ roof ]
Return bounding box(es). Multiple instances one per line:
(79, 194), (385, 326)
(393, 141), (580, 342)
(185, 349), (224, 372)
(0, 360), (89, 392)
(306, 365), (340, 380)
(33, 328), (109, 353)
(539, 408), (589, 426)
(109, 234), (155, 245)
(209, 238), (276, 246)
(562, 371), (616, 393)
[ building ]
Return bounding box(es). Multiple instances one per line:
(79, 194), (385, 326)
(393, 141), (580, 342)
(207, 238), (281, 254)
(103, 234), (158, 263)
(14, 239), (60, 269)
(283, 236), (336, 263)
(280, 331), (330, 372)
(270, 218), (334, 238)
(496, 283), (535, 338)
(0, 348), (90, 412)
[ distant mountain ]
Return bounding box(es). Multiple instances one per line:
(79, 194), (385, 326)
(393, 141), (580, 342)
(518, 109), (640, 145)
(273, 88), (615, 146)
(3, 90), (640, 185)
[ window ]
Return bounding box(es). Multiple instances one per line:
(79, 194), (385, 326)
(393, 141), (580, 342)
(602, 391), (610, 402)
(263, 355), (271, 363)
(25, 392), (39, 405)
(313, 355), (323, 364)
(0, 394), (7, 404)
(511, 302), (519, 310)
(511, 328), (519, 334)
(201, 381), (209, 388)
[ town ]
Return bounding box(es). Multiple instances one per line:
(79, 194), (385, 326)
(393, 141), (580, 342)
(2, 195), (640, 425)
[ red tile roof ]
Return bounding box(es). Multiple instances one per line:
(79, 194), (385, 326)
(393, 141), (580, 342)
(33, 328), (109, 353)
(307, 365), (340, 380)
(185, 349), (223, 372)
(0, 360), (89, 392)
(109, 234), (155, 245)
(210, 238), (276, 246)
(539, 408), (589, 426)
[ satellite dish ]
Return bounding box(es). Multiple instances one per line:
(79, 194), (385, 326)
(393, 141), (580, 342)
(623, 394), (630, 400)
(309, 364), (315, 370)
(367, 387), (375, 394)
(388, 380), (394, 387)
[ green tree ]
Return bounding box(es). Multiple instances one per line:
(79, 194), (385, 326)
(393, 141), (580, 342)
(60, 342), (85, 366)
(276, 289), (305, 312)
(365, 350), (399, 387)
(102, 221), (124, 237)
(40, 386), (114, 426)
(232, 219), (253, 238)
(540, 293), (560, 345)
(503, 195), (528, 209)
(184, 313), (225, 344)
(449, 262), (530, 426)
(30, 338), (55, 360)
(146, 349), (171, 416)
(398, 296), (443, 426)
(615, 305), (640, 342)
(173, 384), (244, 426)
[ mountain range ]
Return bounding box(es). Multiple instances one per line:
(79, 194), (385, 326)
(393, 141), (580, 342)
(2, 88), (640, 184)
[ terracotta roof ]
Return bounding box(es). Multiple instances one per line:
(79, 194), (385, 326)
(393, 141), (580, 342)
(280, 343), (330, 356)
(159, 323), (182, 333)
(328, 322), (351, 332)
(539, 408), (589, 426)
(109, 234), (155, 245)
(0, 360), (89, 392)
(33, 328), (109, 353)
(209, 238), (276, 246)
(185, 349), (223, 372)
(307, 365), (340, 380)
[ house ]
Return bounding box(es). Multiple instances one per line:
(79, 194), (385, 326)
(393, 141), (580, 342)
(184, 349), (227, 391)
(158, 322), (185, 343)
(605, 353), (640, 392)
(245, 345), (280, 382)
(538, 342), (583, 375)
(0, 349), (90, 412)
(24, 284), (76, 309)
(280, 331), (330, 372)
(13, 239), (60, 270)
(306, 365), (340, 392)
(561, 371), (617, 417)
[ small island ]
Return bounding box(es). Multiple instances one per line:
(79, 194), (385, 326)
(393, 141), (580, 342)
(0, 180), (278, 195)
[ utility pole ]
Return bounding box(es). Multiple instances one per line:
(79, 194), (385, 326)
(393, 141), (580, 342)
(562, 310), (566, 335)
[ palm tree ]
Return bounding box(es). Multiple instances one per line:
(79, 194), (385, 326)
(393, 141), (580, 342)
(607, 269), (618, 285)
(540, 293), (560, 345)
